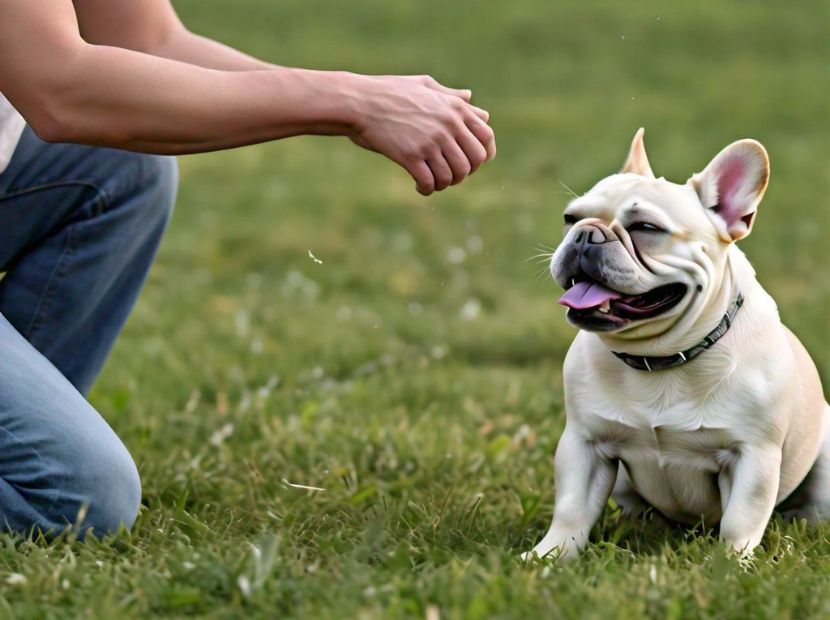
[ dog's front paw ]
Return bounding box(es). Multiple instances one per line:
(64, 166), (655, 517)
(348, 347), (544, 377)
(724, 540), (757, 565)
(519, 549), (536, 562)
(520, 541), (576, 562)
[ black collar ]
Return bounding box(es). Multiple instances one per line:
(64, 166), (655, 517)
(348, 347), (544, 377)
(612, 294), (744, 372)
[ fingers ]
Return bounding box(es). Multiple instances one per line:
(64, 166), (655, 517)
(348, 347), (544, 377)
(406, 144), (474, 196)
(456, 131), (488, 175)
(408, 160), (435, 196)
(418, 75), (472, 101)
(407, 117), (494, 196)
(426, 154), (454, 192)
(406, 138), (490, 197)
(415, 74), (495, 162)
(468, 104), (489, 123)
(386, 75), (496, 196)
(465, 113), (497, 162)
(442, 141), (472, 186)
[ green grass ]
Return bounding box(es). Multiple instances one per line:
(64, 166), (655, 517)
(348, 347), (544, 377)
(2, 0), (829, 617)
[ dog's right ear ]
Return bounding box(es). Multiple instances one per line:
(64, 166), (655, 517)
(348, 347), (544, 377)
(621, 128), (655, 178)
(690, 140), (770, 242)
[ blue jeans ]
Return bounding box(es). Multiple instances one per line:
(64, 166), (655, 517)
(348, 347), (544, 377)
(0, 127), (178, 537)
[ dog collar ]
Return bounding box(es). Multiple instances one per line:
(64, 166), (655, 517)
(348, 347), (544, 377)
(612, 293), (744, 372)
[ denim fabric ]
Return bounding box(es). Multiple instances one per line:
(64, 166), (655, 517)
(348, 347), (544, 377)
(0, 127), (178, 537)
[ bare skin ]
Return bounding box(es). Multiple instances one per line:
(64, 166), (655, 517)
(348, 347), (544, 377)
(0, 1), (496, 195)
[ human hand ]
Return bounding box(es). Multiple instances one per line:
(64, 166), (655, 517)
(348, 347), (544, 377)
(346, 74), (496, 195)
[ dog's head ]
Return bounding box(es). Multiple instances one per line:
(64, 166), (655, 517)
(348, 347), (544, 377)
(549, 129), (769, 348)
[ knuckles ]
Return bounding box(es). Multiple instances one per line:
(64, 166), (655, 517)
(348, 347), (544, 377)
(480, 125), (495, 143)
(453, 164), (472, 183)
(435, 169), (452, 187)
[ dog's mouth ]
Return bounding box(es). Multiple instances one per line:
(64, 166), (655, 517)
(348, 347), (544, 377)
(559, 275), (687, 330)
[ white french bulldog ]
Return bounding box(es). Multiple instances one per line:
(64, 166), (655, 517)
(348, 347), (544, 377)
(527, 129), (829, 560)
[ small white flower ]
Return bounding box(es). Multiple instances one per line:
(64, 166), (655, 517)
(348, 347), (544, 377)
(6, 573), (27, 585)
(210, 423), (234, 447)
(447, 246), (466, 264)
(237, 575), (252, 598)
(466, 235), (484, 254)
(430, 345), (447, 360)
(460, 299), (482, 321)
(391, 232), (413, 252)
(234, 309), (250, 338)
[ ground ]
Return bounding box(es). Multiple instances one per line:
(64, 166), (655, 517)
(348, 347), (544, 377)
(1, 0), (828, 618)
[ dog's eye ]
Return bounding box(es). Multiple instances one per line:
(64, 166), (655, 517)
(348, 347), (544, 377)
(563, 213), (578, 225)
(627, 222), (666, 233)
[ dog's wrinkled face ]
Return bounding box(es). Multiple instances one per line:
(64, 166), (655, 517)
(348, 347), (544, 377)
(550, 129), (770, 341)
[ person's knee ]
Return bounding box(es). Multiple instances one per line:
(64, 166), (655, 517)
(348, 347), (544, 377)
(20, 445), (141, 539)
(78, 446), (142, 536)
(103, 151), (178, 228)
(138, 154), (178, 227)
(0, 313), (143, 538)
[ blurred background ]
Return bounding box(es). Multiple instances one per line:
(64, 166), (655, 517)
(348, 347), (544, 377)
(96, 0), (829, 529)
(101, 0), (827, 397)
(77, 1), (829, 614)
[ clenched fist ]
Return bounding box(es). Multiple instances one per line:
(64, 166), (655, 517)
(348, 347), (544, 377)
(344, 74), (496, 195)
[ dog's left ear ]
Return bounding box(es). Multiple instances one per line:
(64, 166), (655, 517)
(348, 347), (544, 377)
(690, 140), (770, 242)
(622, 128), (655, 177)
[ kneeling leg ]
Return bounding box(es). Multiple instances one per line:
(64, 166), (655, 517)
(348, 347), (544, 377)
(0, 314), (141, 538)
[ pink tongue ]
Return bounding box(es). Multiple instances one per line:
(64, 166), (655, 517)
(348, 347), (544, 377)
(559, 281), (621, 310)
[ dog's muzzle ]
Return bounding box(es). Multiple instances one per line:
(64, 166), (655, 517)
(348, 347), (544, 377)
(553, 223), (633, 290)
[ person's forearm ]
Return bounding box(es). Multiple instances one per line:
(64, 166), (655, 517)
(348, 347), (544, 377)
(3, 0), (494, 194)
(151, 27), (279, 72)
(31, 43), (359, 154)
(72, 0), (278, 72)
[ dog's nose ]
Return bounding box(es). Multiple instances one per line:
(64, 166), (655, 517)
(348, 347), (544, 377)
(574, 225), (611, 245)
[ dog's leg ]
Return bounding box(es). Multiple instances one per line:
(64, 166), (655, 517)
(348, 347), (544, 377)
(611, 464), (648, 518)
(523, 424), (617, 560)
(785, 405), (830, 521)
(718, 445), (782, 556)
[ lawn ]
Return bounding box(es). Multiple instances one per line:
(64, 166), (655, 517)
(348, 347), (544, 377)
(1, 0), (828, 618)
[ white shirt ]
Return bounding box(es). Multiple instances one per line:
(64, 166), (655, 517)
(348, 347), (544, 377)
(0, 92), (25, 174)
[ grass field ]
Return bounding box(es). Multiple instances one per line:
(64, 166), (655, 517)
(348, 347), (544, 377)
(2, 1), (829, 618)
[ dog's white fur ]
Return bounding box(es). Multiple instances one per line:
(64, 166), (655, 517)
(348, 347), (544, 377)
(527, 130), (829, 560)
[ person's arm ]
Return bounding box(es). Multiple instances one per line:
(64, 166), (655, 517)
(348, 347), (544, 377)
(73, 0), (277, 71)
(0, 2), (495, 195)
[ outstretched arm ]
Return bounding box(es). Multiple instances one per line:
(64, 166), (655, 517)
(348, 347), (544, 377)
(73, 0), (277, 71)
(0, 1), (495, 195)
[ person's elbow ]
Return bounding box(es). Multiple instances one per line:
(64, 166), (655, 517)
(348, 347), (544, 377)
(28, 100), (126, 148)
(7, 39), (117, 145)
(19, 78), (106, 146)
(25, 95), (74, 143)
(8, 69), (85, 144)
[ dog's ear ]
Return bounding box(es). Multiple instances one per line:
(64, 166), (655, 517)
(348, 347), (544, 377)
(690, 140), (769, 242)
(621, 128), (655, 177)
